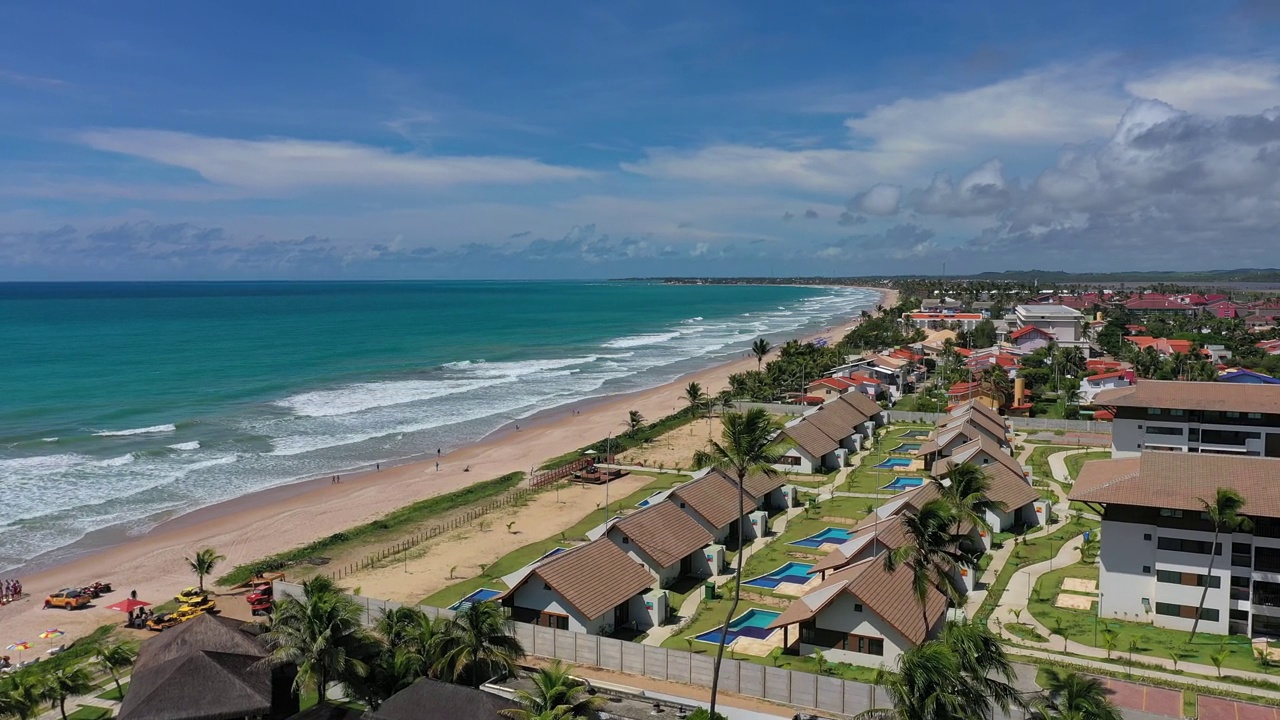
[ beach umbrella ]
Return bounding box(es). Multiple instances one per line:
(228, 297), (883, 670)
(6, 642), (30, 663)
(38, 629), (64, 649)
(105, 598), (150, 614)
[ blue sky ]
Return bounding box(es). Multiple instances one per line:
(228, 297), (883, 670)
(3, 1), (1280, 279)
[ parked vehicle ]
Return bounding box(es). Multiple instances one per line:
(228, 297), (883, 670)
(44, 589), (90, 610)
(146, 613), (180, 632)
(245, 583), (273, 605)
(172, 606), (206, 623)
(83, 581), (113, 598)
(249, 598), (273, 617)
(174, 587), (206, 604)
(178, 597), (217, 615)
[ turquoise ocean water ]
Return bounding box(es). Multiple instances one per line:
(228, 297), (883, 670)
(0, 281), (879, 572)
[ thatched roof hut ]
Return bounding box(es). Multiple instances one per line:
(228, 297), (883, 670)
(119, 614), (281, 720)
(370, 678), (519, 720)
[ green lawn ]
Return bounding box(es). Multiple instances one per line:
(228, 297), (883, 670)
(1027, 562), (1277, 676)
(420, 472), (688, 607)
(974, 516), (1098, 623)
(1064, 451), (1112, 482)
(66, 707), (113, 720)
(1004, 622), (1048, 643)
(842, 425), (929, 496)
(95, 682), (129, 702)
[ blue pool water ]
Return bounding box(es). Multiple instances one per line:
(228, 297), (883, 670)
(890, 442), (922, 453)
(693, 609), (782, 645)
(448, 588), (501, 611)
(790, 527), (854, 548)
(636, 491), (667, 508)
(873, 457), (913, 469)
(535, 547), (568, 562)
(881, 476), (925, 492)
(742, 561), (815, 589)
(900, 430), (930, 439)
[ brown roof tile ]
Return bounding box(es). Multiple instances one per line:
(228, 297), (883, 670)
(768, 557), (947, 644)
(837, 391), (883, 418)
(613, 500), (713, 568)
(671, 472), (757, 529)
(1094, 380), (1280, 415)
(528, 539), (654, 620)
(1069, 453), (1280, 517)
(781, 422), (840, 459)
(805, 400), (867, 440)
(939, 409), (1008, 444)
(949, 399), (1005, 426)
(809, 515), (910, 574)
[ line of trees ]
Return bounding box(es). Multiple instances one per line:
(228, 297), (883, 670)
(0, 640), (137, 720)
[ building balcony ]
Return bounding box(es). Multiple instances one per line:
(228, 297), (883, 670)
(1251, 603), (1280, 618)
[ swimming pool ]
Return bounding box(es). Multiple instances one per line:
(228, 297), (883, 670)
(535, 547), (568, 562)
(790, 527), (854, 548)
(742, 562), (815, 589)
(636, 491), (667, 508)
(890, 442), (923, 453)
(900, 430), (930, 439)
(873, 457), (913, 470)
(692, 608), (782, 645)
(448, 588), (502, 611)
(881, 476), (925, 492)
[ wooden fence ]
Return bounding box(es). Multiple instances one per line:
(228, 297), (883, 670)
(528, 455), (613, 490)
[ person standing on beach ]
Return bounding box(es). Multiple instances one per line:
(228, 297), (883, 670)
(437, 448), (441, 456)
(435, 461), (439, 471)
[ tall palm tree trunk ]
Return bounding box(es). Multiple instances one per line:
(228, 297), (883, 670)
(1190, 527), (1221, 640)
(709, 473), (747, 719)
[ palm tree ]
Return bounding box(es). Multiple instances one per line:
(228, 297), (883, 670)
(1036, 669), (1122, 720)
(265, 576), (376, 705)
(43, 665), (93, 720)
(0, 673), (46, 720)
(186, 547), (226, 592)
(702, 408), (779, 720)
(1191, 488), (1250, 640)
(884, 499), (981, 631)
(859, 621), (1025, 720)
(938, 462), (1004, 536)
(94, 641), (137, 699)
(626, 410), (645, 434)
(433, 600), (524, 687)
(751, 338), (772, 370)
(500, 660), (602, 720)
(684, 381), (708, 417)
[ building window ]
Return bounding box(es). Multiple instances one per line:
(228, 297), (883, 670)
(1230, 609), (1249, 622)
(777, 455), (802, 467)
(1248, 412), (1263, 419)
(854, 603), (863, 612)
(1147, 408), (1162, 416)
(621, 536), (629, 544)
(1156, 570), (1220, 588)
(1157, 537), (1221, 555)
(1226, 411), (1240, 418)
(1155, 602), (1218, 621)
(1144, 533), (1153, 541)
(1159, 509), (1183, 518)
(1233, 542), (1252, 568)
(1142, 566), (1151, 574)
(1146, 426), (1184, 436)
(1170, 409), (1186, 416)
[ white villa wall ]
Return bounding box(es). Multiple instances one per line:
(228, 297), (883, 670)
(776, 447), (819, 474)
(509, 580), (601, 634)
(1111, 416), (1271, 458)
(804, 593), (915, 668)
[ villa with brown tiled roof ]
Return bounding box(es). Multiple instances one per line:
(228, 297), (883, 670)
(767, 556), (948, 667)
(670, 471), (758, 543)
(605, 500), (715, 587)
(501, 538), (657, 634)
(1068, 452), (1280, 638)
(697, 467), (791, 513)
(1094, 380), (1280, 457)
(774, 392), (881, 473)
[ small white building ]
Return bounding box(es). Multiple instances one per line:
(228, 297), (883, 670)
(1014, 304), (1084, 342)
(1078, 371), (1132, 405)
(768, 556), (948, 667)
(501, 539), (655, 634)
(669, 472), (757, 544)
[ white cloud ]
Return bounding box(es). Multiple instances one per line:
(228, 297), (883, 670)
(621, 145), (882, 193)
(849, 184), (901, 215)
(77, 129), (593, 192)
(1126, 59), (1280, 116)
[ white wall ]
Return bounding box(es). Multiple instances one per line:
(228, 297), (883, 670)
(1112, 416), (1270, 457)
(776, 448), (817, 474)
(1098, 518), (1157, 624)
(674, 503), (733, 545)
(509, 580), (601, 634)
(806, 593), (922, 668)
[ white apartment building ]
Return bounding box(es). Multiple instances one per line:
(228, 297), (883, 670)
(1013, 304), (1084, 342)
(1071, 452), (1280, 637)
(1095, 381), (1280, 458)
(903, 312), (985, 331)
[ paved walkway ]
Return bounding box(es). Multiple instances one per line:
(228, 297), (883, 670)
(1046, 447), (1095, 483)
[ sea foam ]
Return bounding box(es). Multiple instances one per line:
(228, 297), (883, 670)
(94, 423), (177, 437)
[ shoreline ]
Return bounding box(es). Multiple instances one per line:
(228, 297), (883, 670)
(0, 286), (895, 645)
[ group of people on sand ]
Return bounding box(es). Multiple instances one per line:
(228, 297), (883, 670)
(1, 578), (21, 605)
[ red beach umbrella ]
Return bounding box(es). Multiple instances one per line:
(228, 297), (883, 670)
(105, 598), (151, 614)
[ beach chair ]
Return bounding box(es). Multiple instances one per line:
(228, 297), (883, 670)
(47, 645), (65, 656)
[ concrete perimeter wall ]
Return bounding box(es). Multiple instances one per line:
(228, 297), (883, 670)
(274, 581), (884, 717)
